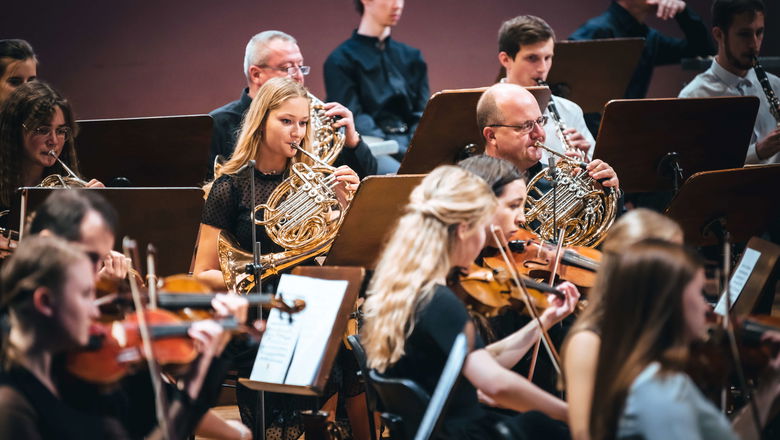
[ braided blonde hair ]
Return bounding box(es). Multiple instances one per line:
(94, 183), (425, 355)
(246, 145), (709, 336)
(362, 166), (497, 372)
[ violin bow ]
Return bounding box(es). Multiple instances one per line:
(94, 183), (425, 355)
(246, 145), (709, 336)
(528, 228), (568, 381)
(489, 225), (562, 375)
(123, 238), (172, 440)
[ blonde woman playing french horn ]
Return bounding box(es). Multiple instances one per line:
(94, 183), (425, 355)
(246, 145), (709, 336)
(362, 165), (574, 440)
(193, 76), (359, 291)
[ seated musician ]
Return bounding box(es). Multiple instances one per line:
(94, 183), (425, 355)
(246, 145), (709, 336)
(362, 165), (578, 439)
(561, 208), (683, 440)
(497, 15), (594, 162)
(589, 239), (780, 440)
(477, 82), (619, 192)
(25, 188), (254, 440)
(0, 235), (234, 439)
(0, 39), (37, 105)
(195, 76), (361, 439)
(0, 81), (103, 216)
(209, 30), (376, 178)
(678, 0), (779, 165)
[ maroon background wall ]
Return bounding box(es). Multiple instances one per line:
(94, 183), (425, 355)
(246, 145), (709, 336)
(3, 0), (777, 120)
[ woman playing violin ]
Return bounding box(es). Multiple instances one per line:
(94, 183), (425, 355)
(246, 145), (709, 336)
(590, 239), (780, 440)
(0, 235), (233, 440)
(562, 208), (683, 440)
(193, 76), (359, 292)
(362, 165), (577, 439)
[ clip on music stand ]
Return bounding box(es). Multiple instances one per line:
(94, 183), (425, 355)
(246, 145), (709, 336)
(547, 38), (644, 112)
(665, 165), (780, 315)
(16, 187), (204, 276)
(325, 175), (426, 269)
(593, 96), (758, 194)
(398, 87), (551, 175)
(76, 115), (213, 187)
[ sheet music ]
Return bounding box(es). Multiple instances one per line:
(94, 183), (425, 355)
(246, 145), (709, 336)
(248, 274), (348, 387)
(249, 308), (301, 383)
(714, 248), (761, 315)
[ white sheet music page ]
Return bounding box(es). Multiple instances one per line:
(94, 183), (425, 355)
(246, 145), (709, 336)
(249, 274), (348, 386)
(249, 306), (301, 383)
(282, 274), (348, 386)
(714, 248), (762, 315)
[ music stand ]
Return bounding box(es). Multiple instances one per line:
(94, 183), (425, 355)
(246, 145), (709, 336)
(239, 266), (363, 396)
(325, 175), (425, 269)
(547, 38), (645, 112)
(593, 96), (758, 193)
(16, 187), (204, 276)
(76, 115), (212, 187)
(398, 87), (551, 175)
(665, 165), (780, 247)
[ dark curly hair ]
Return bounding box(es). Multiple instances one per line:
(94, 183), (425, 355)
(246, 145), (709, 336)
(0, 81), (80, 208)
(0, 39), (37, 79)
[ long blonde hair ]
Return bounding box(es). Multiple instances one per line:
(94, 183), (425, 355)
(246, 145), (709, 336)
(362, 166), (497, 372)
(204, 77), (313, 194)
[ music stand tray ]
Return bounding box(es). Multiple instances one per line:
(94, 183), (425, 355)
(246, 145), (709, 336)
(664, 165), (780, 247)
(325, 175), (425, 269)
(548, 38), (644, 112)
(593, 96), (758, 193)
(76, 115), (212, 187)
(398, 87), (551, 175)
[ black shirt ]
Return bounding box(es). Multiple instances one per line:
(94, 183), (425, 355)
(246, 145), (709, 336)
(324, 31), (429, 153)
(208, 89), (378, 179)
(569, 1), (713, 99)
(202, 169), (285, 255)
(385, 285), (491, 436)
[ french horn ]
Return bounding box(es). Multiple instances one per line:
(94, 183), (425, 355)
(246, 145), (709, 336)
(217, 94), (349, 293)
(38, 150), (89, 188)
(524, 141), (617, 247)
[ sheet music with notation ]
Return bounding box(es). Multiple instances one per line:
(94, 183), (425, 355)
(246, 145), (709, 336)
(249, 274), (348, 386)
(714, 248), (762, 315)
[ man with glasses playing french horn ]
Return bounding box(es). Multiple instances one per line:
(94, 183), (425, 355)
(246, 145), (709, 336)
(208, 30), (377, 179)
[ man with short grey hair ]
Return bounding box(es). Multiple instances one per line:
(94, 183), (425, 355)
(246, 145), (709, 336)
(208, 30), (376, 178)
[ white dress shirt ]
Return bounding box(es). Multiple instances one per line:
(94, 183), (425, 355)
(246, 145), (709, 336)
(541, 95), (596, 164)
(679, 59), (780, 165)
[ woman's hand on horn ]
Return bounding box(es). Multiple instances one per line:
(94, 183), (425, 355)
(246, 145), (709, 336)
(333, 165), (360, 208)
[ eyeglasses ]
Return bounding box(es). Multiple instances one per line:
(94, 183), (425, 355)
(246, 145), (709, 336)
(259, 64), (311, 77)
(23, 123), (72, 140)
(487, 115), (549, 135)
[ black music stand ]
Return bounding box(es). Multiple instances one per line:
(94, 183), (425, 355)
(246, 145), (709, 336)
(664, 164), (780, 249)
(76, 115), (212, 187)
(593, 96), (758, 194)
(16, 187), (204, 276)
(548, 38), (645, 112)
(325, 175), (425, 269)
(398, 87), (551, 175)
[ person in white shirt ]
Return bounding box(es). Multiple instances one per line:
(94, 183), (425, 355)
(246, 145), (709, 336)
(679, 0), (779, 164)
(497, 15), (595, 163)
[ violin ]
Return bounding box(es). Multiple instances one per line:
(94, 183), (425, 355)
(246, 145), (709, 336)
(502, 229), (601, 288)
(451, 263), (565, 318)
(687, 313), (780, 409)
(65, 308), (237, 385)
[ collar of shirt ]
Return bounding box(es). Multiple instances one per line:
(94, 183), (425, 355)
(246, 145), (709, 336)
(351, 29), (393, 52)
(607, 1), (650, 36)
(710, 60), (755, 92)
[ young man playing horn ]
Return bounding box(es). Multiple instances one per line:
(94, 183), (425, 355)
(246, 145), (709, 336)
(497, 15), (595, 163)
(679, 0), (779, 165)
(208, 30), (377, 178)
